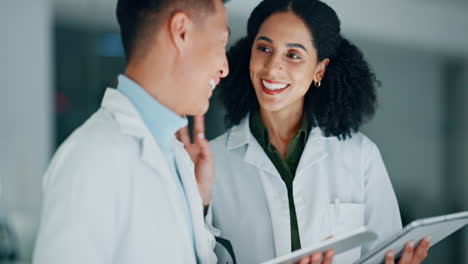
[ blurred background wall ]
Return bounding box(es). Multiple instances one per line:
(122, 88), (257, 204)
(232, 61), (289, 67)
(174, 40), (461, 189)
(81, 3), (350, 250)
(1, 0), (467, 263)
(1, 0), (53, 260)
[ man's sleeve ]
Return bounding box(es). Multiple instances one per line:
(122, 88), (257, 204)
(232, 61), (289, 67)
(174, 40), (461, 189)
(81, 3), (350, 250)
(205, 204), (237, 264)
(33, 146), (127, 264)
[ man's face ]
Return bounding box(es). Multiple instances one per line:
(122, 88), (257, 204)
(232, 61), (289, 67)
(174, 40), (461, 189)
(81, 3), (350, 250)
(181, 0), (230, 115)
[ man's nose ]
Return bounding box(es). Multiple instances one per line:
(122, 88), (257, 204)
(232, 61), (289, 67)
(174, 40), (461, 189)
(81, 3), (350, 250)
(219, 57), (229, 78)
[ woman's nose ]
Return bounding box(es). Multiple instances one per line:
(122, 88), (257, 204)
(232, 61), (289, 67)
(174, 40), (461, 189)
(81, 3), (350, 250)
(264, 54), (283, 73)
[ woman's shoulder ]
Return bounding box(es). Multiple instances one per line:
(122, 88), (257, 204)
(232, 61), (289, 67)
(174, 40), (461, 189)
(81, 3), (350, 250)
(320, 129), (380, 157)
(210, 116), (250, 152)
(209, 129), (231, 150)
(320, 131), (385, 179)
(342, 131), (377, 149)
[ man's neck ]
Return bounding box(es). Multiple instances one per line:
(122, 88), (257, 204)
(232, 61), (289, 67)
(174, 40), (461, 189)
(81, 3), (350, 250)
(124, 58), (184, 117)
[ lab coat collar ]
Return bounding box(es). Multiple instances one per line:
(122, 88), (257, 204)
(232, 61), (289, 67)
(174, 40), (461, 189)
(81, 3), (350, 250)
(226, 113), (277, 176)
(173, 139), (215, 263)
(296, 129), (329, 174)
(101, 88), (214, 263)
(227, 113), (331, 149)
(227, 113), (330, 175)
(101, 88), (147, 137)
(101, 88), (174, 182)
(227, 113), (251, 150)
(116, 75), (188, 155)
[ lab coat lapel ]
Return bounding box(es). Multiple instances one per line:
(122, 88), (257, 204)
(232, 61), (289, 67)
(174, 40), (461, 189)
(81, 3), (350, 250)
(244, 138), (279, 176)
(136, 117), (197, 250)
(228, 114), (279, 176)
(173, 138), (213, 263)
(140, 137), (174, 185)
(102, 88), (190, 237)
(228, 115), (291, 257)
(293, 127), (332, 246)
(104, 89), (178, 184)
(296, 127), (329, 174)
(242, 127), (293, 257)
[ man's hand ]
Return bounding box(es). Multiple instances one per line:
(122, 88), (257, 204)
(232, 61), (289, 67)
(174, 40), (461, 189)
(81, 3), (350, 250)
(176, 115), (214, 206)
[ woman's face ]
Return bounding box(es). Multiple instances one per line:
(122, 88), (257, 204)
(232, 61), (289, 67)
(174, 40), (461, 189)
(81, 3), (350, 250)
(250, 11), (326, 113)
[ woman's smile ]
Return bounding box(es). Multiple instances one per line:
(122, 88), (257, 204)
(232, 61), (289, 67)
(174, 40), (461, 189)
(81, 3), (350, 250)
(261, 78), (290, 95)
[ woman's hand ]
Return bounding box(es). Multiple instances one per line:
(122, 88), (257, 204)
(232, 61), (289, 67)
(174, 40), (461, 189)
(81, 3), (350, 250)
(176, 115), (214, 206)
(297, 250), (335, 264)
(385, 237), (431, 264)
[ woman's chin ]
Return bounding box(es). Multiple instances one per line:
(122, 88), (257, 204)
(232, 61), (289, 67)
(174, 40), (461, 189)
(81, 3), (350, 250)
(258, 100), (288, 113)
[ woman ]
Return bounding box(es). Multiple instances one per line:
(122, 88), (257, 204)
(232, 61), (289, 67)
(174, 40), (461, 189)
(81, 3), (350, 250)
(206, 0), (430, 263)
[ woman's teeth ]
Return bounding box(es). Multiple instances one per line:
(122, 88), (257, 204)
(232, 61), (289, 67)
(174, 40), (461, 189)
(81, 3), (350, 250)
(262, 80), (288, 90)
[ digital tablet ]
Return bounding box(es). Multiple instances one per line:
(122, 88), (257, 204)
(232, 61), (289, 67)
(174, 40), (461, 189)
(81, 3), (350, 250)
(261, 226), (377, 264)
(356, 211), (468, 264)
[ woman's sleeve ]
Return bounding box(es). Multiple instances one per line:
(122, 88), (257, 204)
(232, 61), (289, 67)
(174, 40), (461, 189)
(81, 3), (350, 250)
(361, 140), (403, 255)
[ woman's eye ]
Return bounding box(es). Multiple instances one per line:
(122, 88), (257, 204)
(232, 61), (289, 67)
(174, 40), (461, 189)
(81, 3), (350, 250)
(287, 52), (301, 59)
(257, 46), (271, 53)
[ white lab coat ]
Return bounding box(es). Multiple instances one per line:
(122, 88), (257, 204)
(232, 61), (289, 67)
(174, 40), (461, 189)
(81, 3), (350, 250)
(208, 115), (402, 264)
(33, 88), (217, 264)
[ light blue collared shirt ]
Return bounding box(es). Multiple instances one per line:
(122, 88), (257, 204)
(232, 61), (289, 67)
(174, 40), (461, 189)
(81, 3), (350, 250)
(117, 75), (196, 256)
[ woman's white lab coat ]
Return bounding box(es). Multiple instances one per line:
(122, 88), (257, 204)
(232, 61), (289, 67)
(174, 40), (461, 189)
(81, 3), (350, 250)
(208, 115), (402, 264)
(33, 89), (217, 264)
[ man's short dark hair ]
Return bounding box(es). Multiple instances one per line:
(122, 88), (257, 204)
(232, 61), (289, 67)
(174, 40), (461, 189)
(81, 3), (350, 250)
(116, 0), (227, 61)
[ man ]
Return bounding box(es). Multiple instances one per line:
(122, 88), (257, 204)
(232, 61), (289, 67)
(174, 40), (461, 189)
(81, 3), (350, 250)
(33, 0), (229, 263)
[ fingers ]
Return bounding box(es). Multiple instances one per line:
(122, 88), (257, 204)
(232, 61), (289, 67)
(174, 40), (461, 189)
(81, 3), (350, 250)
(177, 115), (206, 146)
(398, 241), (415, 264)
(411, 237), (430, 264)
(298, 256), (311, 264)
(385, 250), (395, 264)
(177, 126), (191, 146)
(193, 115), (205, 144)
(322, 250), (334, 264)
(193, 115), (213, 161)
(309, 252), (322, 264)
(197, 135), (213, 162)
(302, 250), (332, 264)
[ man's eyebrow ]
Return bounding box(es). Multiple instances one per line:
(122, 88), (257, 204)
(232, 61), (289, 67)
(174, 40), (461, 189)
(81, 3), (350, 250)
(286, 43), (308, 52)
(256, 36), (273, 43)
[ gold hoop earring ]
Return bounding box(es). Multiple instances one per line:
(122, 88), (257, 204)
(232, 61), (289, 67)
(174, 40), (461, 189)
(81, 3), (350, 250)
(314, 80), (321, 88)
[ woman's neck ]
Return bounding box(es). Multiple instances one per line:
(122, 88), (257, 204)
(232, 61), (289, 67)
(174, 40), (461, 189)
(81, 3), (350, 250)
(259, 102), (304, 157)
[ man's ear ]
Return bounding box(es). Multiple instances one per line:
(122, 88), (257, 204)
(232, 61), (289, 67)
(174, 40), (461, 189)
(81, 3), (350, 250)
(167, 11), (193, 55)
(314, 58), (330, 82)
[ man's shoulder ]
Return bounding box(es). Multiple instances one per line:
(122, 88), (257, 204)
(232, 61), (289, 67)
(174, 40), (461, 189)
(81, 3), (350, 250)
(52, 109), (139, 170)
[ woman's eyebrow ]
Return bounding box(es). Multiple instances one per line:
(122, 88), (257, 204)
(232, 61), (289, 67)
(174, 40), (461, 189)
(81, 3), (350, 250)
(256, 36), (273, 43)
(256, 36), (308, 53)
(286, 43), (307, 52)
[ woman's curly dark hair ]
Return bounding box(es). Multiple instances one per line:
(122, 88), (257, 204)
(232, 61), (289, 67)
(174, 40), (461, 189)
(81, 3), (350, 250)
(218, 0), (378, 140)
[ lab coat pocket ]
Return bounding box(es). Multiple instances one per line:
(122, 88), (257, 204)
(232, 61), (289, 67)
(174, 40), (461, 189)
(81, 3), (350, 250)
(327, 203), (365, 263)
